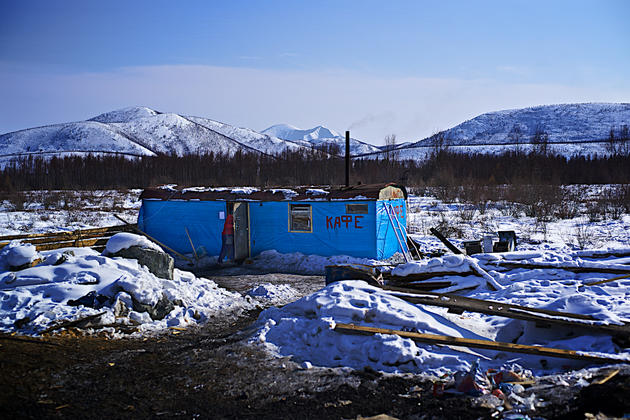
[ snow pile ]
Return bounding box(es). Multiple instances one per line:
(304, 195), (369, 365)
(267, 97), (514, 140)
(253, 280), (630, 375)
(270, 189), (298, 199)
(230, 187), (259, 195)
(0, 242), (40, 269)
(0, 247), (253, 335)
(254, 280), (474, 374)
(306, 188), (329, 196)
(249, 249), (385, 275)
(246, 283), (298, 306)
(392, 254), (470, 276)
(390, 254), (503, 292)
(103, 232), (163, 255)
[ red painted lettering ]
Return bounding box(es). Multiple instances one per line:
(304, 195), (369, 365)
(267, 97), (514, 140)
(326, 216), (333, 229)
(354, 215), (363, 229)
(334, 216), (341, 229)
(341, 215), (351, 228)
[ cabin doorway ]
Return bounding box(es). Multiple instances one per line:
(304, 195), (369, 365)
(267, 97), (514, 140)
(232, 202), (250, 261)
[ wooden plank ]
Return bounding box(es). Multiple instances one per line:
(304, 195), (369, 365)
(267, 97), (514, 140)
(488, 261), (630, 275)
(114, 214), (193, 263)
(593, 368), (620, 385)
(386, 270), (478, 282)
(4, 233), (116, 246)
(429, 227), (463, 255)
(184, 227), (199, 260)
(385, 280), (453, 291)
(35, 237), (110, 251)
(40, 312), (107, 334)
(585, 273), (630, 287)
(380, 285), (630, 337)
(334, 323), (627, 364)
(0, 224), (133, 242)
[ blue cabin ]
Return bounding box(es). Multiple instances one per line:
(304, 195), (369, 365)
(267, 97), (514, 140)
(138, 183), (408, 260)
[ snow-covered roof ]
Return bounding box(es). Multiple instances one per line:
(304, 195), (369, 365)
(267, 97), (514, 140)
(140, 183), (407, 202)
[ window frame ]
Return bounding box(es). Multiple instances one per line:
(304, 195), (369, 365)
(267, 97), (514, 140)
(288, 203), (313, 233)
(345, 203), (369, 214)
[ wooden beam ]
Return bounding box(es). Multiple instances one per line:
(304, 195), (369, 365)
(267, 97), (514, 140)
(385, 280), (454, 291)
(333, 323), (627, 364)
(429, 228), (463, 255)
(0, 224), (133, 242)
(585, 273), (630, 287)
(114, 214), (193, 263)
(487, 261), (630, 275)
(3, 233), (116, 246)
(34, 237), (110, 251)
(380, 285), (630, 337)
(386, 270), (478, 283)
(593, 369), (620, 385)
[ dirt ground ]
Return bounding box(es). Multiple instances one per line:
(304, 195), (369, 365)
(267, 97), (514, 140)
(1, 270), (629, 419)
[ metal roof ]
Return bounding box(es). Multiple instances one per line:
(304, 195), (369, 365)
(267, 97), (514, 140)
(140, 183), (407, 202)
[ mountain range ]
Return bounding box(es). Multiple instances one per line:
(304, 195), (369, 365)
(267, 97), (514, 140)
(387, 103), (630, 160)
(1, 103), (628, 164)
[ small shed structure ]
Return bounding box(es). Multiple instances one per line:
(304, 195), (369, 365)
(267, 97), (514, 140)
(138, 183), (408, 260)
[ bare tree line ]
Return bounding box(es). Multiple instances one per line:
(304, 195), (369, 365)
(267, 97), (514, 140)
(1, 147), (630, 192)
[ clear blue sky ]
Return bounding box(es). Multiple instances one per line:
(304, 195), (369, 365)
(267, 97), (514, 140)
(1, 0), (629, 144)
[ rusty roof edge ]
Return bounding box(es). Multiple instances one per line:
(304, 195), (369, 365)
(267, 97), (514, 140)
(140, 183), (406, 202)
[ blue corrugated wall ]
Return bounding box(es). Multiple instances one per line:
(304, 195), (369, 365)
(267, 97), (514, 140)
(138, 199), (226, 255)
(138, 198), (407, 259)
(375, 198), (407, 259)
(248, 201), (377, 258)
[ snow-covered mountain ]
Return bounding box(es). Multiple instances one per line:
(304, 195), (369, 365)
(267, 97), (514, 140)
(3, 103), (628, 165)
(385, 103), (630, 160)
(262, 124), (381, 155)
(0, 107), (310, 162)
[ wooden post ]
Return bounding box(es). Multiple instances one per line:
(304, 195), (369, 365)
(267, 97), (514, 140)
(429, 227), (463, 255)
(185, 227), (199, 261)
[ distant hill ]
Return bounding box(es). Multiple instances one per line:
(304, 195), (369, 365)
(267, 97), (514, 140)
(0, 107), (309, 164)
(3, 103), (628, 165)
(378, 103), (630, 160)
(262, 123), (381, 155)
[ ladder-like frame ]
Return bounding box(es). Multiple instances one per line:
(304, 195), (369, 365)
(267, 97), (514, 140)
(383, 202), (412, 262)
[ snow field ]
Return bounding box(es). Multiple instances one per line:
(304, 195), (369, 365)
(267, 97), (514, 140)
(1, 188), (629, 378)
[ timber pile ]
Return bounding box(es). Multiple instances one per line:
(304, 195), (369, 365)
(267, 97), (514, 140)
(380, 284), (630, 338)
(0, 224), (136, 252)
(334, 323), (627, 364)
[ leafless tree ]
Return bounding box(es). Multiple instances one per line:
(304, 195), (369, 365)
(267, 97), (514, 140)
(508, 123), (523, 154)
(531, 125), (549, 156)
(384, 134), (400, 161)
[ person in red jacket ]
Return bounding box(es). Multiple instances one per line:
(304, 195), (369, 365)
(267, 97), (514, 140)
(218, 204), (234, 264)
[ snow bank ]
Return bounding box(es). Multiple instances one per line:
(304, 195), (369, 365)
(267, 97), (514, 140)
(253, 280), (630, 375)
(254, 280), (486, 374)
(103, 232), (163, 255)
(392, 255), (470, 276)
(246, 283), (298, 306)
(391, 254), (503, 291)
(249, 249), (385, 275)
(0, 247), (253, 335)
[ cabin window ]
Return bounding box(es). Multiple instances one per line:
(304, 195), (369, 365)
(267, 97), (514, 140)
(289, 204), (312, 232)
(346, 203), (368, 214)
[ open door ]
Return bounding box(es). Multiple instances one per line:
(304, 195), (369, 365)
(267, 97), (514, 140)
(233, 202), (250, 261)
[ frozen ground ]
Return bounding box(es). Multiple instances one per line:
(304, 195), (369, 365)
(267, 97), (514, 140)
(2, 193), (630, 356)
(0, 189), (141, 235)
(1, 188), (630, 418)
(406, 185), (630, 254)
